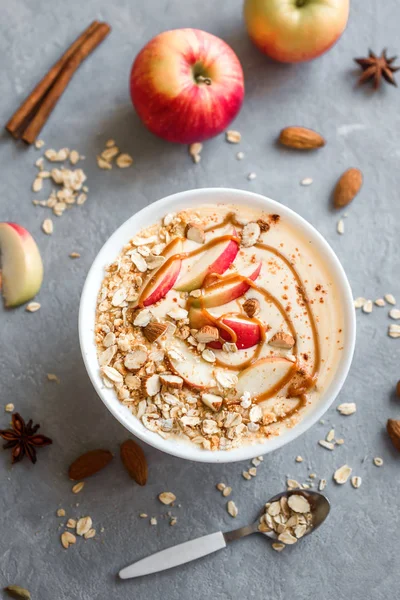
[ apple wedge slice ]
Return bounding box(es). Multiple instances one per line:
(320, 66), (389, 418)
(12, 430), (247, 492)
(141, 240), (182, 307)
(209, 316), (262, 350)
(0, 223), (43, 307)
(174, 232), (239, 292)
(189, 308), (262, 350)
(165, 339), (216, 390)
(237, 356), (296, 402)
(191, 262), (261, 309)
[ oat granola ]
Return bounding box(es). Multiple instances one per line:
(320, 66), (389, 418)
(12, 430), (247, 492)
(94, 204), (344, 451)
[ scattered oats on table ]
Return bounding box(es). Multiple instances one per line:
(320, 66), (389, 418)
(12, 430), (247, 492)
(47, 373), (60, 383)
(25, 302), (41, 313)
(72, 482), (85, 494)
(5, 403), (14, 412)
(227, 500), (238, 517)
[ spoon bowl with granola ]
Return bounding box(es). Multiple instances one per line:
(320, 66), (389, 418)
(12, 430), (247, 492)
(119, 489), (330, 579)
(79, 188), (356, 463)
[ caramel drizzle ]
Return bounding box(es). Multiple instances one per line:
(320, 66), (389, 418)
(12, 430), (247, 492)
(137, 234), (239, 306)
(136, 212), (320, 423)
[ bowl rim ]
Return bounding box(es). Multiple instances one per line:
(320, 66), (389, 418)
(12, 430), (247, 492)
(79, 187), (356, 463)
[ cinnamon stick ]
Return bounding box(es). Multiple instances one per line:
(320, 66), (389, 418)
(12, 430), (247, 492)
(6, 21), (100, 138)
(21, 22), (111, 144)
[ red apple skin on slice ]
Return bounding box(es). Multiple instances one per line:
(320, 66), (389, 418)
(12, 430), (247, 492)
(191, 262), (262, 309)
(237, 356), (297, 402)
(208, 317), (262, 350)
(141, 241), (182, 307)
(174, 233), (239, 292)
(0, 222), (43, 307)
(189, 308), (262, 350)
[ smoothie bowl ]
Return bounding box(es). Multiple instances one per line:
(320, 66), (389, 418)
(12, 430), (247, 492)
(79, 188), (355, 463)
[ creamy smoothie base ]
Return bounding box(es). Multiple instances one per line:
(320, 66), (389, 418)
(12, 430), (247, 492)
(95, 204), (344, 451)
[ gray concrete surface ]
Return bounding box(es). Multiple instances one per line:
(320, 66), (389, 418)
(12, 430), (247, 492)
(1, 1), (400, 598)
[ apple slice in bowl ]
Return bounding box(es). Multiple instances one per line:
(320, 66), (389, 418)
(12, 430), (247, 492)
(174, 232), (239, 292)
(140, 240), (183, 306)
(190, 262), (261, 309)
(165, 338), (216, 390)
(237, 356), (297, 402)
(189, 307), (262, 350)
(0, 222), (43, 307)
(208, 316), (262, 350)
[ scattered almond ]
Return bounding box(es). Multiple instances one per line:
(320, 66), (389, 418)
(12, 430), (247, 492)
(120, 439), (148, 486)
(124, 349), (148, 371)
(333, 168), (363, 208)
(185, 223), (205, 244)
(195, 326), (219, 343)
(387, 419), (400, 451)
(243, 298), (260, 318)
(68, 449), (113, 480)
(269, 332), (295, 349)
(4, 586), (31, 599)
(142, 374), (161, 396)
(241, 222), (260, 247)
(159, 374), (184, 389)
(278, 126), (326, 150)
(201, 393), (223, 412)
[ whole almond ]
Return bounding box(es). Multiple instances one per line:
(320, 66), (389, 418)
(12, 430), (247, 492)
(68, 449), (113, 481)
(279, 126), (325, 150)
(120, 439), (148, 485)
(387, 419), (400, 452)
(334, 168), (363, 208)
(4, 586), (31, 600)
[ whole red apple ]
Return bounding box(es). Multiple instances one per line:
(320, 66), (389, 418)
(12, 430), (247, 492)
(130, 29), (245, 144)
(244, 0), (349, 63)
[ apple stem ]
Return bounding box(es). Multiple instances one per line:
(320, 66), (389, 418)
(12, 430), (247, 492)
(196, 75), (212, 86)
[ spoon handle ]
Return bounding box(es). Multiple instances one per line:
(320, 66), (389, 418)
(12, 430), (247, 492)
(119, 531), (226, 579)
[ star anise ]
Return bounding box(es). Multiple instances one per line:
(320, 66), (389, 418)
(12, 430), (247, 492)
(0, 413), (52, 464)
(354, 49), (400, 89)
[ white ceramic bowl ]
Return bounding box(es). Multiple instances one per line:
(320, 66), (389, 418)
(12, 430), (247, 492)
(79, 188), (356, 463)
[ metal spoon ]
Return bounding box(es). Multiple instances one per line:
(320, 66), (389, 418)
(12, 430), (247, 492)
(119, 489), (330, 580)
